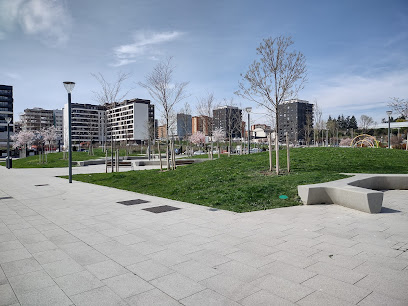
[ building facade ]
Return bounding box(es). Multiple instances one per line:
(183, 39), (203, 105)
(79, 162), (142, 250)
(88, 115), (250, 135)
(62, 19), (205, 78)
(213, 106), (242, 138)
(63, 103), (106, 147)
(0, 85), (13, 147)
(177, 113), (192, 138)
(277, 99), (313, 143)
(106, 99), (154, 143)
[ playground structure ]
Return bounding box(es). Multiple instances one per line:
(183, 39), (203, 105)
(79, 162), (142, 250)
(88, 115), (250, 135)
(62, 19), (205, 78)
(350, 134), (379, 148)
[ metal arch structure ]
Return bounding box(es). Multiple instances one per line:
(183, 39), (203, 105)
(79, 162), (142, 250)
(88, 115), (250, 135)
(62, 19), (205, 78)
(350, 134), (379, 148)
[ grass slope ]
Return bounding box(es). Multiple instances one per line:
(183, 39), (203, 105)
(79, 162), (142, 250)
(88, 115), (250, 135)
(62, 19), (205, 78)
(0, 148), (142, 168)
(69, 147), (408, 212)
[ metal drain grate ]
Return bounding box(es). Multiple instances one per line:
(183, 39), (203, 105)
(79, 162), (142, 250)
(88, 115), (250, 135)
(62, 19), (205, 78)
(35, 184), (49, 187)
(143, 205), (181, 213)
(117, 199), (150, 205)
(0, 196), (13, 200)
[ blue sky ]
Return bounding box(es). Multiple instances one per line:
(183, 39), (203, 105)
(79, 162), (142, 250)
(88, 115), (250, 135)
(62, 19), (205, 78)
(1, 0), (407, 125)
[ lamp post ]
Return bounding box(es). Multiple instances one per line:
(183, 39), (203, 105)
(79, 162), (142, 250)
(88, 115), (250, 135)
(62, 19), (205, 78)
(386, 110), (392, 149)
(6, 117), (11, 169)
(245, 107), (252, 154)
(63, 82), (75, 183)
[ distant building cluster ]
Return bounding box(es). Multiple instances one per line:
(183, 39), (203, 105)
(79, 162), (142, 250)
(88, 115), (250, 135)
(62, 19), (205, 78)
(2, 82), (318, 150)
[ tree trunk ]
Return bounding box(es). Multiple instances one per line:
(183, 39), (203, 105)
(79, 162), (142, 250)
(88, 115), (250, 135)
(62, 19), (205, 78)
(158, 142), (163, 171)
(275, 135), (279, 175)
(286, 132), (290, 173)
(268, 133), (273, 172)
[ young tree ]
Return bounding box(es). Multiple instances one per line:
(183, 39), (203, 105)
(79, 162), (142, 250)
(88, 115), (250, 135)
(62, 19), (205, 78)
(139, 57), (189, 170)
(12, 130), (35, 158)
(313, 101), (324, 146)
(304, 112), (313, 146)
(388, 97), (408, 118)
(236, 36), (307, 174)
(189, 131), (206, 150)
(197, 92), (219, 159)
(212, 128), (224, 158)
(92, 71), (132, 152)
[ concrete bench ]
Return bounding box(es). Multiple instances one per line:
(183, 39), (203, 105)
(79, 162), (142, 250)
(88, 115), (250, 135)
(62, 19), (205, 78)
(298, 174), (408, 213)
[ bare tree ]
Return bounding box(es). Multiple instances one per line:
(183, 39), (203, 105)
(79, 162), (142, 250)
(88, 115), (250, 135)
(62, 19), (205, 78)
(139, 57), (189, 170)
(219, 98), (242, 157)
(313, 100), (323, 146)
(388, 97), (408, 118)
(197, 92), (219, 159)
(304, 112), (313, 146)
(236, 36), (307, 174)
(359, 115), (375, 131)
(92, 71), (132, 152)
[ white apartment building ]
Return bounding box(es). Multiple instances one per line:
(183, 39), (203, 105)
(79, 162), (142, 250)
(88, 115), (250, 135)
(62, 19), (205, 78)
(63, 103), (106, 148)
(107, 99), (154, 143)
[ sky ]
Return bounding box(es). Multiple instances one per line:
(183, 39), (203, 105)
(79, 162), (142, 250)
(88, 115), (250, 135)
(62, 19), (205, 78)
(1, 0), (407, 126)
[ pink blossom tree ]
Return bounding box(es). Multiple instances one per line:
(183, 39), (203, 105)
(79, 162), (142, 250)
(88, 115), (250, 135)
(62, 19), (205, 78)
(339, 138), (352, 147)
(42, 126), (58, 153)
(189, 131), (206, 152)
(12, 130), (35, 158)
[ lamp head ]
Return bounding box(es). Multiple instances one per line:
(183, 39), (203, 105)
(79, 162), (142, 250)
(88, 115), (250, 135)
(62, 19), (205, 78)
(386, 110), (392, 117)
(5, 117), (11, 124)
(63, 81), (75, 93)
(245, 107), (252, 113)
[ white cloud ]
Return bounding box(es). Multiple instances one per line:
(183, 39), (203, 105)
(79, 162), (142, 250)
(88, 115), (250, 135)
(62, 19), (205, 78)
(0, 0), (71, 46)
(112, 30), (185, 66)
(307, 70), (408, 116)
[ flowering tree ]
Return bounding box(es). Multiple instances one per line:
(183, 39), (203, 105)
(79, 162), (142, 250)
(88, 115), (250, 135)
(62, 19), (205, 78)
(42, 126), (58, 153)
(189, 131), (206, 147)
(339, 138), (352, 147)
(12, 130), (35, 157)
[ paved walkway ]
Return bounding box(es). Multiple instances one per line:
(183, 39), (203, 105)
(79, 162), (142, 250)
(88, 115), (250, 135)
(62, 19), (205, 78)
(0, 165), (407, 305)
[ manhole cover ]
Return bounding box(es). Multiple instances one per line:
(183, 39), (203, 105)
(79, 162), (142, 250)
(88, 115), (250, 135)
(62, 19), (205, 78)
(143, 205), (181, 213)
(0, 196), (13, 200)
(117, 199), (150, 205)
(35, 184), (49, 187)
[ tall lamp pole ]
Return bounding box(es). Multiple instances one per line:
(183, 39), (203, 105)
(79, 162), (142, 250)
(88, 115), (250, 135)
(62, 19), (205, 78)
(245, 107), (252, 154)
(386, 110), (392, 149)
(63, 82), (75, 183)
(6, 117), (11, 169)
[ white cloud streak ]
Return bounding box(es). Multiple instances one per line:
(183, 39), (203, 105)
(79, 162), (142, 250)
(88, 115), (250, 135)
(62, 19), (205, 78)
(0, 0), (72, 46)
(112, 30), (185, 66)
(307, 70), (408, 115)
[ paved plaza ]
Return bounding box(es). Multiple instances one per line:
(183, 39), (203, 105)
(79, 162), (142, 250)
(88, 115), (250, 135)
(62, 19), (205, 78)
(0, 165), (407, 305)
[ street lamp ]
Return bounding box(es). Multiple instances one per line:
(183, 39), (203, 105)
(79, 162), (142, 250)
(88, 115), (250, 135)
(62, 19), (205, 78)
(386, 110), (392, 149)
(63, 81), (75, 183)
(245, 107), (252, 154)
(6, 117), (12, 169)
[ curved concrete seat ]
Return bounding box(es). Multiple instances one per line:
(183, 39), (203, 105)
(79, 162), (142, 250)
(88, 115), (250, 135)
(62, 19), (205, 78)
(298, 174), (408, 213)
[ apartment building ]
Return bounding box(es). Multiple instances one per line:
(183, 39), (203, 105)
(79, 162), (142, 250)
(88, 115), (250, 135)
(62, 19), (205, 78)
(213, 106), (242, 138)
(0, 85), (13, 147)
(63, 103), (106, 147)
(192, 116), (210, 135)
(177, 113), (192, 138)
(277, 99), (313, 143)
(106, 99), (154, 143)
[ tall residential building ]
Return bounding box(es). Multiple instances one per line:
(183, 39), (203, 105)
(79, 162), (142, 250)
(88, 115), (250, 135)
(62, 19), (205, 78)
(107, 99), (154, 143)
(63, 103), (106, 147)
(21, 108), (54, 131)
(192, 116), (210, 135)
(177, 113), (192, 138)
(158, 125), (167, 139)
(0, 85), (13, 147)
(21, 108), (64, 143)
(213, 106), (242, 138)
(277, 99), (313, 143)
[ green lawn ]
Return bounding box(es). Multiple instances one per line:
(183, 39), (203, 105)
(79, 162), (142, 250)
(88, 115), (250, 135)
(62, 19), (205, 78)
(68, 147), (408, 212)
(0, 148), (133, 168)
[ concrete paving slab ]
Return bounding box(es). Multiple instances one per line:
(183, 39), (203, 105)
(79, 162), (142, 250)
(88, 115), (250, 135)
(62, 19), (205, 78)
(1, 166), (408, 305)
(102, 272), (154, 299)
(70, 286), (127, 306)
